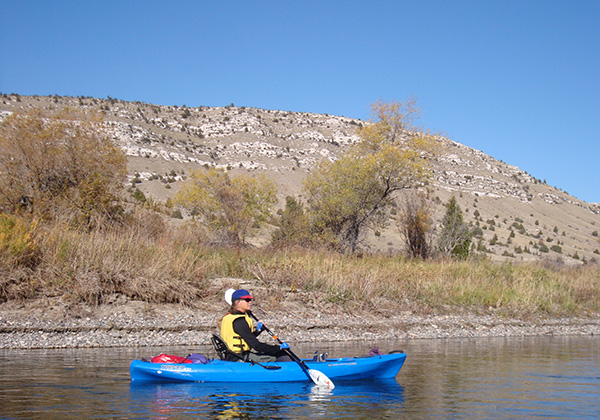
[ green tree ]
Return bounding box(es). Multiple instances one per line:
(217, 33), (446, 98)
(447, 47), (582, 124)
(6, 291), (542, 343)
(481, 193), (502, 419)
(438, 196), (472, 259)
(271, 196), (312, 247)
(174, 168), (277, 247)
(0, 108), (127, 228)
(303, 99), (438, 253)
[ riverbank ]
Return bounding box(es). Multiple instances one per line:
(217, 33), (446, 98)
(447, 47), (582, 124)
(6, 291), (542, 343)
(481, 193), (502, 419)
(1, 297), (598, 349)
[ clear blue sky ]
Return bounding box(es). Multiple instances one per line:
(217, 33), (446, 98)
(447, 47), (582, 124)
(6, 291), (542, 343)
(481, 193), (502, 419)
(1, 1), (599, 203)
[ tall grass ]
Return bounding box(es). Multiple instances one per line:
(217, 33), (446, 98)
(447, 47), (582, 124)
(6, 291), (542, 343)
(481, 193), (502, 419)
(248, 251), (600, 315)
(1, 216), (599, 316)
(1, 218), (210, 305)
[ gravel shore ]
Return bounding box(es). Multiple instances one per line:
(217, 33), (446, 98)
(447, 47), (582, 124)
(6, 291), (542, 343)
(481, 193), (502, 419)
(1, 298), (598, 349)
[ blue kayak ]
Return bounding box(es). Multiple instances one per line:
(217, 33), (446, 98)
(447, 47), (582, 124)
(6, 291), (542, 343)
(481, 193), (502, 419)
(130, 353), (406, 383)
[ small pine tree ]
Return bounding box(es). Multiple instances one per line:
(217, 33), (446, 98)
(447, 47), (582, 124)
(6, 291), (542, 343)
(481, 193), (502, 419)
(133, 188), (146, 203)
(438, 196), (472, 260)
(271, 196), (311, 247)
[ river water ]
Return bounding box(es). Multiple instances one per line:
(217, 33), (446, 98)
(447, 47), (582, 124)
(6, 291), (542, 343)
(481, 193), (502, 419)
(0, 336), (598, 419)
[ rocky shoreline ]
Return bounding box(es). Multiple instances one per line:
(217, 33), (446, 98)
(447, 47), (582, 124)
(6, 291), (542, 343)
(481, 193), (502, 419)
(1, 299), (598, 350)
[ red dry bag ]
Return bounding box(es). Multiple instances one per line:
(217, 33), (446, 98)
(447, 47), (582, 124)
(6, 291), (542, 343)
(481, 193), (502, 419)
(150, 354), (191, 364)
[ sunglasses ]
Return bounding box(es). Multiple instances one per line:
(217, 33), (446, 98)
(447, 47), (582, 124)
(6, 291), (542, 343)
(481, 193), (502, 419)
(241, 298), (253, 302)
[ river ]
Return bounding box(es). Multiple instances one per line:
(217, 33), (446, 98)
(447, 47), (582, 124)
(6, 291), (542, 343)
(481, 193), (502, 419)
(0, 336), (598, 419)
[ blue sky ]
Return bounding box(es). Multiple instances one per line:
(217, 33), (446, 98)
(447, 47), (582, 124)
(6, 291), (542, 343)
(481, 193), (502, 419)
(1, 1), (599, 203)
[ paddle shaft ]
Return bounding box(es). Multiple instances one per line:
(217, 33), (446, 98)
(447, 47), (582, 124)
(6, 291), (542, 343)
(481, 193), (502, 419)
(247, 311), (310, 370)
(224, 292), (333, 388)
(244, 307), (334, 388)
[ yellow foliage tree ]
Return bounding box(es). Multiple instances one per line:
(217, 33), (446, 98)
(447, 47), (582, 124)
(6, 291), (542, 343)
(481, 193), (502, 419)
(303, 99), (439, 253)
(0, 108), (127, 228)
(174, 168), (278, 247)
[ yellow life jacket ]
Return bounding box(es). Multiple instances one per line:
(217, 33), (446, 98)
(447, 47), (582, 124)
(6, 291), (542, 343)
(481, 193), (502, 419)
(220, 313), (254, 353)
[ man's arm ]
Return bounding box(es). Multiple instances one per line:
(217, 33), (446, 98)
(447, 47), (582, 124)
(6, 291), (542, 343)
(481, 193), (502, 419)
(232, 317), (280, 355)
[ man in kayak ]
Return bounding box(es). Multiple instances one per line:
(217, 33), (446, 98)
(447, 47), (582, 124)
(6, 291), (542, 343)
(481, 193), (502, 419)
(221, 289), (292, 363)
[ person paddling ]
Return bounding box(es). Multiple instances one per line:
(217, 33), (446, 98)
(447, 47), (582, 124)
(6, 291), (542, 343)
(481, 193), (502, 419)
(220, 289), (292, 363)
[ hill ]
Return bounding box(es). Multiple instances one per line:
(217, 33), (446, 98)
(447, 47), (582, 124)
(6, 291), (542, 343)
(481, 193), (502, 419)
(1, 93), (599, 265)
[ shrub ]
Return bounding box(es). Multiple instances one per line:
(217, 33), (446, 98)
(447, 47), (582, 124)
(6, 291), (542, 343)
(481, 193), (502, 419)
(399, 192), (433, 259)
(0, 214), (40, 268)
(512, 222), (526, 234)
(0, 109), (127, 228)
(490, 234), (498, 246)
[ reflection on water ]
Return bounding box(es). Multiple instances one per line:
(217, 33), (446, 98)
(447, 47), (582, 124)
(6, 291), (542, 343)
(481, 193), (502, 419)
(0, 336), (598, 419)
(129, 379), (404, 419)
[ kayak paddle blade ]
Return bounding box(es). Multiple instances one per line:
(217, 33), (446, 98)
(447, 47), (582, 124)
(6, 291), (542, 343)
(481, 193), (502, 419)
(309, 368), (335, 389)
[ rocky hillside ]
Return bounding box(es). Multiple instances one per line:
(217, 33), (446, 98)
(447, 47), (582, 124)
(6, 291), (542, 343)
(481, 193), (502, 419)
(2, 94), (599, 265)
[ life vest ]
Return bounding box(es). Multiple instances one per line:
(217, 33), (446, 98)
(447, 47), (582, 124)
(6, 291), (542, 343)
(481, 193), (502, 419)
(220, 313), (254, 354)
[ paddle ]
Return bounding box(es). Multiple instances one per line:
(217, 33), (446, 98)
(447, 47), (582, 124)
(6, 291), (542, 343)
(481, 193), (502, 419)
(210, 334), (281, 370)
(224, 288), (335, 389)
